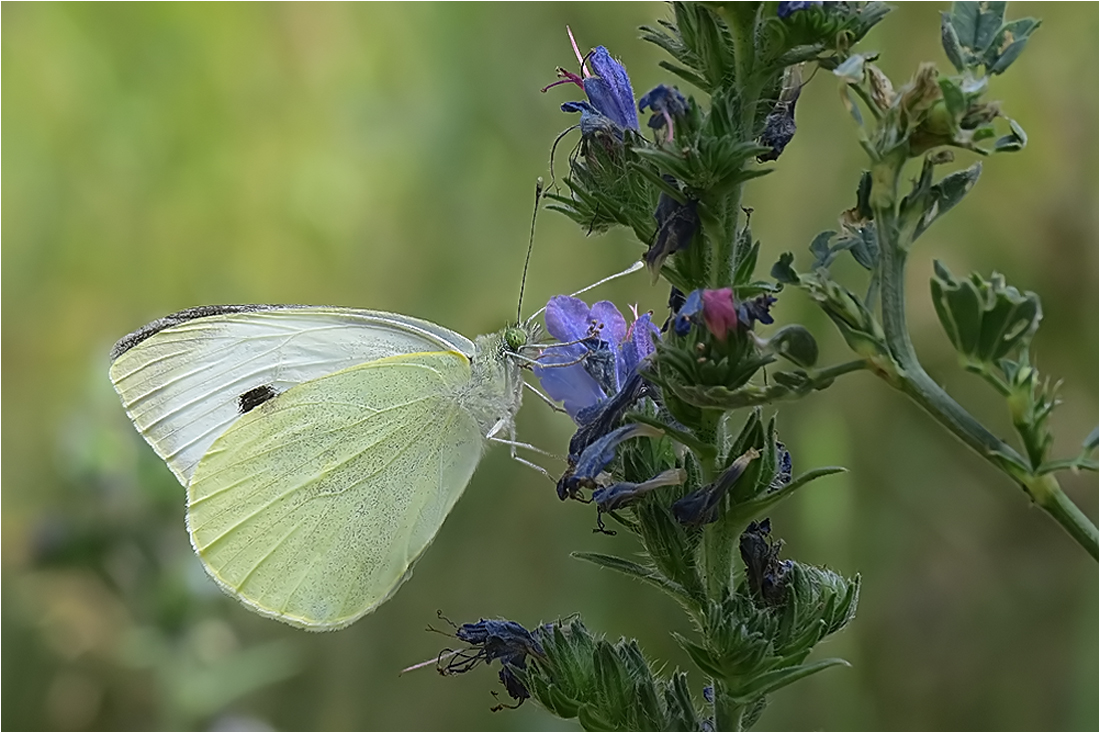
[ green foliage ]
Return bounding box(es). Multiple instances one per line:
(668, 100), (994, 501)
(757, 2), (891, 71)
(531, 1), (1092, 725)
(931, 261), (1041, 366)
(940, 2), (1041, 76)
(518, 620), (706, 731)
(6, 3), (1095, 732)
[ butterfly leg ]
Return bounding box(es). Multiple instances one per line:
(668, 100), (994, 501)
(505, 452), (555, 480)
(523, 381), (567, 413)
(487, 419), (555, 481)
(490, 436), (556, 458)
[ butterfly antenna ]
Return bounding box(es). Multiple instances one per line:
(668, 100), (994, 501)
(516, 178), (544, 324)
(525, 260), (645, 326)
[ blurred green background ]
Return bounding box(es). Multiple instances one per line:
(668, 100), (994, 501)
(3, 3), (1096, 730)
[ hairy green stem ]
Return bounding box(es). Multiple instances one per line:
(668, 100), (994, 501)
(1026, 473), (1099, 560)
(712, 686), (744, 732)
(871, 157), (1098, 559)
(713, 3), (761, 288)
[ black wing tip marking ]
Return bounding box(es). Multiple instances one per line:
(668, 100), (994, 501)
(239, 384), (280, 413)
(109, 304), (312, 360)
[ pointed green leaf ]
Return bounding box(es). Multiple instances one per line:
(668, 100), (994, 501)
(577, 703), (616, 732)
(809, 230), (837, 268)
(772, 252), (799, 284)
(1037, 458), (1099, 476)
(731, 466), (846, 526)
(672, 632), (725, 678)
(730, 658), (850, 703)
(913, 163), (982, 240)
(665, 672), (703, 731)
(931, 260), (982, 356)
(984, 17), (1041, 74)
(940, 12), (968, 71)
(951, 1), (1006, 54)
(571, 552), (695, 606)
(993, 117), (1027, 152)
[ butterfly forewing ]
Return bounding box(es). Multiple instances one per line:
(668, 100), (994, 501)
(109, 306), (474, 485)
(187, 350), (484, 630)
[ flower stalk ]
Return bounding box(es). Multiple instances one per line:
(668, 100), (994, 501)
(439, 3), (1094, 729)
(872, 152), (1098, 559)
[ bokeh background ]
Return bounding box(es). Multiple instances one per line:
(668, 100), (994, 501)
(3, 3), (1096, 730)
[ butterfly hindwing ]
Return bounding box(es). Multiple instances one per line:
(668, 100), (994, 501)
(109, 306), (474, 485)
(186, 350), (484, 630)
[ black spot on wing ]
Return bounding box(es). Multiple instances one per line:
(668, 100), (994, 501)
(239, 385), (279, 413)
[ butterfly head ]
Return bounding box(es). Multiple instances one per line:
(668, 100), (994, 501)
(499, 320), (544, 363)
(503, 325), (529, 353)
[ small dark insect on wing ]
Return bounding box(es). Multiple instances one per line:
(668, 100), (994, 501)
(238, 385), (279, 414)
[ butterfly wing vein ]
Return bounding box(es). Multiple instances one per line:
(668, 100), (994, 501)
(186, 351), (485, 630)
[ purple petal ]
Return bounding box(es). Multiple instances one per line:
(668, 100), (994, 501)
(583, 47), (639, 131)
(616, 312), (659, 387)
(632, 313), (659, 359)
(534, 344), (605, 420)
(589, 300), (627, 345)
(544, 295), (592, 342)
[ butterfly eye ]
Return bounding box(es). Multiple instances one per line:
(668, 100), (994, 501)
(503, 326), (528, 353)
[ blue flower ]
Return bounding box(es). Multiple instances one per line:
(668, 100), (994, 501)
(646, 182), (699, 276)
(454, 619), (543, 662)
(769, 441), (792, 491)
(672, 448), (759, 527)
(592, 468), (685, 533)
(566, 371), (649, 463)
(582, 46), (639, 131)
(777, 1), (823, 19)
(673, 289), (704, 336)
(439, 618), (544, 707)
(738, 294), (777, 328)
(543, 29), (639, 136)
(534, 296), (659, 422)
(738, 518), (791, 606)
(557, 423), (663, 501)
(758, 99), (798, 162)
(672, 290), (777, 338)
(638, 84), (688, 142)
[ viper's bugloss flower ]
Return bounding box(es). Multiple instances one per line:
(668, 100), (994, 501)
(770, 441), (793, 491)
(568, 371), (650, 461)
(739, 294), (778, 328)
(759, 65), (804, 162)
(557, 423), (663, 500)
(674, 289), (777, 340)
(638, 84), (688, 142)
(534, 296), (659, 421)
(647, 184), (699, 276)
(544, 29), (639, 136)
(583, 46), (639, 131)
(673, 289), (703, 336)
(758, 99), (798, 162)
(440, 619), (544, 705)
(592, 468), (685, 533)
(777, 0), (824, 18)
(739, 518), (792, 606)
(454, 619), (543, 661)
(702, 288), (739, 341)
(672, 448), (759, 526)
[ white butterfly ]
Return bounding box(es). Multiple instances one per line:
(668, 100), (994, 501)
(109, 262), (642, 630)
(110, 304), (537, 630)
